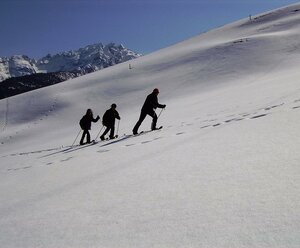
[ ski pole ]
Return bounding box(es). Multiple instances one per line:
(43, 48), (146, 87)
(157, 108), (164, 119)
(94, 125), (104, 141)
(71, 129), (82, 147)
(116, 119), (120, 138)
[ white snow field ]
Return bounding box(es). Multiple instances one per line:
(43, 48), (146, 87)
(1, 3), (300, 248)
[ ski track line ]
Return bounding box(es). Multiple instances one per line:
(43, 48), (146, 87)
(4, 99), (300, 173)
(0, 106), (275, 160)
(0, 102), (283, 160)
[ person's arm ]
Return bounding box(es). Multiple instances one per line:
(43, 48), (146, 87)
(157, 103), (166, 108)
(154, 95), (166, 109)
(149, 94), (160, 109)
(115, 111), (121, 120)
(92, 115), (100, 122)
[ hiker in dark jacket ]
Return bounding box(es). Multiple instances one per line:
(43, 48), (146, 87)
(100, 103), (121, 140)
(133, 88), (166, 135)
(79, 109), (100, 145)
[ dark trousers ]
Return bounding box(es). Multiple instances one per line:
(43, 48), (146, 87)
(101, 125), (115, 139)
(80, 129), (91, 144)
(133, 110), (157, 133)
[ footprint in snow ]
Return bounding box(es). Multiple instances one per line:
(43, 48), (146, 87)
(97, 149), (110, 153)
(141, 140), (152, 144)
(233, 118), (244, 122)
(181, 122), (193, 126)
(264, 103), (284, 111)
(22, 166), (32, 170)
(250, 113), (268, 119)
(126, 144), (135, 147)
(60, 157), (73, 162)
(8, 166), (32, 171)
(200, 125), (211, 129)
(8, 168), (21, 172)
(224, 119), (236, 123)
(292, 106), (300, 109)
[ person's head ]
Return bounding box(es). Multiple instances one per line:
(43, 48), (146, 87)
(111, 103), (117, 109)
(86, 109), (93, 116)
(153, 88), (159, 95)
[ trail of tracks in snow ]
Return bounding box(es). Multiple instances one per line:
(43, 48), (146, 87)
(3, 96), (300, 173)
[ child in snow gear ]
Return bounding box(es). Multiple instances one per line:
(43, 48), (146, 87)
(79, 109), (100, 145)
(100, 103), (121, 140)
(133, 88), (166, 135)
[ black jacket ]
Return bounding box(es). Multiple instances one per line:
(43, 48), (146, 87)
(102, 108), (120, 126)
(142, 92), (164, 113)
(80, 114), (100, 130)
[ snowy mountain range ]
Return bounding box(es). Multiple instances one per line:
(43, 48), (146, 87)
(0, 43), (141, 82)
(1, 3), (300, 248)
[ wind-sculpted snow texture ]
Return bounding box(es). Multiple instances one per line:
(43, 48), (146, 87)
(1, 3), (300, 248)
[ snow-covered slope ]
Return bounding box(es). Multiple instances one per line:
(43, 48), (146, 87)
(1, 3), (300, 248)
(0, 43), (140, 82)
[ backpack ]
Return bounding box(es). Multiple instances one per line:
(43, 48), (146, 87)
(102, 111), (109, 126)
(79, 116), (86, 129)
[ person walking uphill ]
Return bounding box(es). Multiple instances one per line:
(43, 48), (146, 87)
(79, 109), (100, 145)
(133, 88), (166, 135)
(100, 103), (121, 140)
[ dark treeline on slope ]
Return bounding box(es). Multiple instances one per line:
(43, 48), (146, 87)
(0, 72), (80, 100)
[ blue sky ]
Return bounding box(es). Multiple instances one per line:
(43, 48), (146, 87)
(0, 0), (298, 58)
